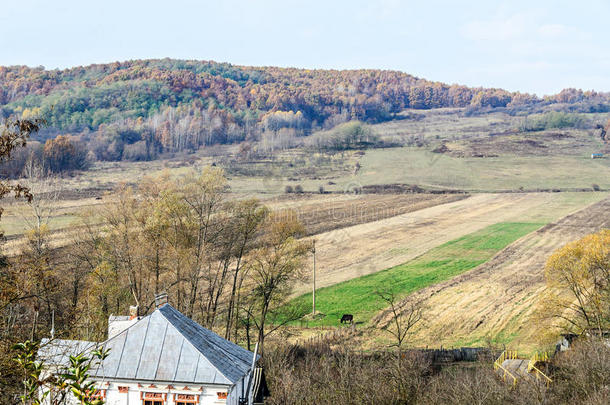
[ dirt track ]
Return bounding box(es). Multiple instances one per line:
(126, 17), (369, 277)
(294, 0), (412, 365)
(292, 192), (607, 297)
(373, 195), (610, 349)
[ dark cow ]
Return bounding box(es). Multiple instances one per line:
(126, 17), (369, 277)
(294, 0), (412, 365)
(340, 314), (353, 324)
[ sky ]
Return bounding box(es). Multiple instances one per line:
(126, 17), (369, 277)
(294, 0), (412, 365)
(1, 0), (609, 96)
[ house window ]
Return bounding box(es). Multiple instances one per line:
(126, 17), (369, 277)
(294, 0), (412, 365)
(174, 393), (199, 405)
(141, 392), (166, 405)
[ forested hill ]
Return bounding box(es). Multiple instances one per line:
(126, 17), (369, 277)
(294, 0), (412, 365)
(0, 59), (607, 163)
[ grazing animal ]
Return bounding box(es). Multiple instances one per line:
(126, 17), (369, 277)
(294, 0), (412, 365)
(340, 314), (353, 324)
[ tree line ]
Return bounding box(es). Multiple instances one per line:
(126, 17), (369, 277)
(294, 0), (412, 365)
(3, 59), (609, 164)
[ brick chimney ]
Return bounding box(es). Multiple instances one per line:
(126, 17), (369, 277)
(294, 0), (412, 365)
(155, 293), (168, 308)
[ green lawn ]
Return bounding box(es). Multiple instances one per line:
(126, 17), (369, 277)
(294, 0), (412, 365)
(288, 222), (544, 327)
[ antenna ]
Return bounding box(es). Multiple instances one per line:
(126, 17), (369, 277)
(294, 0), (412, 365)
(50, 310), (55, 339)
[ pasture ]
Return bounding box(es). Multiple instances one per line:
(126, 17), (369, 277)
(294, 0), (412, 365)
(378, 195), (610, 351)
(288, 222), (544, 327)
(291, 191), (606, 297)
(349, 147), (610, 192)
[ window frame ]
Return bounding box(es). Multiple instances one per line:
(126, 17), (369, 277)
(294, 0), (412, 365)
(173, 393), (200, 404)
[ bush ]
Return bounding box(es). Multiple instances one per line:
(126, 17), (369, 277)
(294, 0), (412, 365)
(285, 185), (294, 194)
(592, 184), (601, 191)
(307, 121), (382, 151)
(318, 185), (325, 194)
(0, 142), (43, 178)
(294, 185), (303, 194)
(264, 345), (431, 405)
(122, 141), (149, 161)
(520, 112), (586, 132)
(550, 339), (610, 404)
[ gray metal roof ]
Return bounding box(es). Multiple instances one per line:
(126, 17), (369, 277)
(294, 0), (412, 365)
(39, 338), (96, 367)
(90, 304), (254, 385)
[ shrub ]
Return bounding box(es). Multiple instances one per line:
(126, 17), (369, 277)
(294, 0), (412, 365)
(550, 339), (610, 404)
(307, 121), (381, 151)
(285, 185), (294, 194)
(294, 185), (303, 194)
(520, 112), (586, 132)
(592, 184), (601, 191)
(264, 345), (431, 405)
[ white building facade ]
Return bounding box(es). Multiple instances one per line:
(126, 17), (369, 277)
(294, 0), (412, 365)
(40, 303), (266, 405)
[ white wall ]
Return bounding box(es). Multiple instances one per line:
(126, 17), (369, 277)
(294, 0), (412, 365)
(43, 381), (231, 405)
(101, 381), (230, 405)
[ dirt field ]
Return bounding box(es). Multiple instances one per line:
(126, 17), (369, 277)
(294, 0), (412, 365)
(266, 193), (467, 236)
(291, 192), (608, 297)
(373, 195), (610, 351)
(0, 191), (463, 255)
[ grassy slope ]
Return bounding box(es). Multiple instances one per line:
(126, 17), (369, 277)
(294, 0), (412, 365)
(348, 147), (610, 192)
(289, 222), (544, 326)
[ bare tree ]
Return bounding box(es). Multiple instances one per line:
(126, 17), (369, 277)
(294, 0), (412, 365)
(376, 289), (423, 350)
(242, 212), (309, 352)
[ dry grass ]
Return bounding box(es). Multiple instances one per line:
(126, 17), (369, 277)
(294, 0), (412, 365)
(373, 195), (610, 351)
(291, 192), (607, 297)
(268, 193), (467, 236)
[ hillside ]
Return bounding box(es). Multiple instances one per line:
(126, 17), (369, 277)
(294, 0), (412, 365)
(373, 195), (610, 350)
(1, 59), (609, 166)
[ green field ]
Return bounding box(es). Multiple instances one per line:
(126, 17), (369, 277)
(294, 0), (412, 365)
(288, 222), (544, 327)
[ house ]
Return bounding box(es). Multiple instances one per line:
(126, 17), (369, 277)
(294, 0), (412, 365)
(39, 297), (268, 405)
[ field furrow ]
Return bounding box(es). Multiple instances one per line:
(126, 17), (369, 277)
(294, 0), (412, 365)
(374, 195), (610, 350)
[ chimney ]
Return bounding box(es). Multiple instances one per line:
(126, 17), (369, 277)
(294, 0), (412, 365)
(155, 293), (168, 308)
(129, 305), (139, 320)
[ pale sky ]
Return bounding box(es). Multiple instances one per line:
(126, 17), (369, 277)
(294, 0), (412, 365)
(1, 0), (609, 95)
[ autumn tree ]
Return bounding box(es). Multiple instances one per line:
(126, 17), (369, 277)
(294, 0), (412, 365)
(0, 120), (40, 234)
(43, 135), (88, 173)
(67, 167), (274, 339)
(223, 199), (269, 340)
(376, 289), (423, 351)
(539, 230), (610, 338)
(242, 212), (309, 351)
(169, 167), (229, 320)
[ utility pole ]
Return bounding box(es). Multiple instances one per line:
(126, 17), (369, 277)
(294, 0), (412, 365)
(312, 239), (316, 315)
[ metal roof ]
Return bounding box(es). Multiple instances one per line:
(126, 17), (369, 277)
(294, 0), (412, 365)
(39, 338), (96, 367)
(90, 304), (254, 385)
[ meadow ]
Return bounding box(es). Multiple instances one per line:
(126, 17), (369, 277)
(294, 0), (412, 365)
(288, 222), (544, 327)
